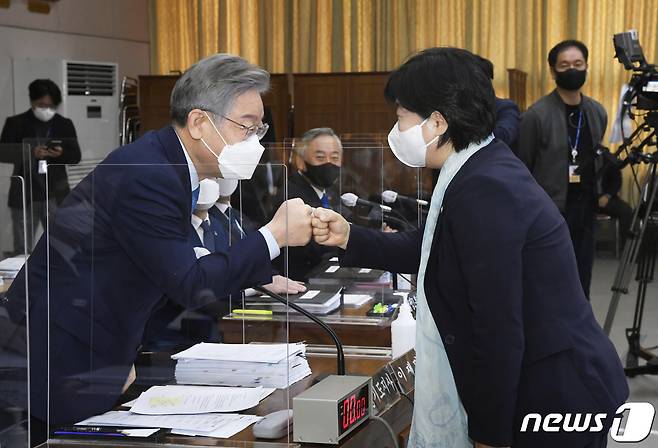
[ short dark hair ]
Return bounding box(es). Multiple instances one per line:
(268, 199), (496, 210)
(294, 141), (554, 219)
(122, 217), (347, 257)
(29, 79), (62, 105)
(477, 55), (495, 79)
(548, 40), (589, 68)
(384, 47), (496, 152)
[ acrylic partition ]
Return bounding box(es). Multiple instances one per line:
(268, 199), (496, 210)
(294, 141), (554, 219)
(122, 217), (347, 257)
(0, 166), (30, 447)
(41, 158), (302, 447)
(234, 139), (411, 354)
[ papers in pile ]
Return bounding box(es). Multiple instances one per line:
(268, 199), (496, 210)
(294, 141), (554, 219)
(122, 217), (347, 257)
(77, 385), (275, 438)
(0, 255), (26, 280)
(172, 342), (312, 389)
(78, 411), (262, 438)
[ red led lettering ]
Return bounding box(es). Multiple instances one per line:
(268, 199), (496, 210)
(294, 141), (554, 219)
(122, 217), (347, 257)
(343, 398), (350, 429)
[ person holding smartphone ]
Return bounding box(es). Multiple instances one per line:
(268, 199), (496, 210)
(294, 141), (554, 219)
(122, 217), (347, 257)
(0, 78), (81, 255)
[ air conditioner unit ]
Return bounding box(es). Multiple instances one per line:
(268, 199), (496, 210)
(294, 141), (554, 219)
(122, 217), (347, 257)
(12, 58), (119, 160)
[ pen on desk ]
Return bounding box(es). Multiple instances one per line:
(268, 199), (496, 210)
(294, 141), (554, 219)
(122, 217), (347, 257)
(56, 426), (115, 432)
(53, 430), (127, 437)
(232, 308), (273, 315)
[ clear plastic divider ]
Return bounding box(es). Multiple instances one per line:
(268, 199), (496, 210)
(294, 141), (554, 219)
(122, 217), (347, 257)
(41, 157), (296, 445)
(0, 164), (30, 447)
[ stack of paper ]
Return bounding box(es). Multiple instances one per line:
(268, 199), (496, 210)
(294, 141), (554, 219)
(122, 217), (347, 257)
(77, 411), (262, 438)
(77, 385), (275, 439)
(172, 343), (312, 388)
(0, 255), (26, 280)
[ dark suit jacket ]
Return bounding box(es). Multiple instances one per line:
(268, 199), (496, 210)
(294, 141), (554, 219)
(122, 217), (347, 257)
(0, 110), (81, 208)
(6, 126), (274, 424)
(141, 213), (231, 349)
(341, 139), (628, 447)
(272, 170), (339, 280)
(494, 97), (521, 149)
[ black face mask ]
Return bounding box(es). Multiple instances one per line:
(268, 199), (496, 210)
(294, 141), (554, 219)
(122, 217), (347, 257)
(304, 163), (340, 188)
(555, 68), (587, 91)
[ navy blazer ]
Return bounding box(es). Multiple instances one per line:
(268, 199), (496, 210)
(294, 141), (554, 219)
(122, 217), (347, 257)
(342, 139), (628, 447)
(494, 98), (521, 149)
(6, 126), (274, 424)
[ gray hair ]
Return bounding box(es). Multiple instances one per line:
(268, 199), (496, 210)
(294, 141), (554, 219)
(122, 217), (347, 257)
(296, 127), (343, 156)
(170, 54), (270, 127)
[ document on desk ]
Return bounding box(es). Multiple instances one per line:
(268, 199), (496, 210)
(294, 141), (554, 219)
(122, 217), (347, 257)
(77, 411), (238, 432)
(130, 385), (272, 415)
(171, 414), (263, 438)
(172, 342), (305, 364)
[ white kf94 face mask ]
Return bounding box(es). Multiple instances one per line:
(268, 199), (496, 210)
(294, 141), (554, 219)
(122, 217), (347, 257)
(195, 178), (221, 211)
(217, 177), (239, 198)
(387, 118), (440, 168)
(33, 107), (56, 122)
(201, 111), (265, 180)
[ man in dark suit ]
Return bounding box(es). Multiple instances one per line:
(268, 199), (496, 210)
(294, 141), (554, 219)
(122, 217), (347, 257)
(272, 127), (342, 280)
(3, 54), (313, 438)
(312, 47), (627, 447)
(0, 79), (81, 255)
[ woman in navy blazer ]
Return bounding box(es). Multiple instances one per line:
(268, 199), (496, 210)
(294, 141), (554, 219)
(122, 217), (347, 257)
(312, 48), (628, 448)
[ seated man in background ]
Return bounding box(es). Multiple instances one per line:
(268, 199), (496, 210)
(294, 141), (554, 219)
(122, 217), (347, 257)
(597, 157), (634, 248)
(272, 127), (342, 280)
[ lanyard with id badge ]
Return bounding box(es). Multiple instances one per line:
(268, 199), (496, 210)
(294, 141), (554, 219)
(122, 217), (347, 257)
(569, 111), (583, 183)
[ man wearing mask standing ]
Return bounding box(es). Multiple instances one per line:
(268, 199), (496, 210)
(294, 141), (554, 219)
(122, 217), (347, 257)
(518, 40), (607, 298)
(4, 54), (313, 441)
(0, 79), (81, 254)
(272, 127), (342, 280)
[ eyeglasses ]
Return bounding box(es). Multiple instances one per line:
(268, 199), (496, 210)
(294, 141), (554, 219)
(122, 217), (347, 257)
(220, 114), (269, 140)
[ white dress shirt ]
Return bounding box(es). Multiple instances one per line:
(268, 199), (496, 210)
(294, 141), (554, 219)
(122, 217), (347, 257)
(174, 131), (279, 260)
(175, 131), (199, 192)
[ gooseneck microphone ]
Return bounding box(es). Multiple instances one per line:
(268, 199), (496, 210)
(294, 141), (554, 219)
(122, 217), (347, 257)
(341, 193), (392, 212)
(381, 190), (429, 207)
(254, 286), (346, 376)
(342, 192), (417, 230)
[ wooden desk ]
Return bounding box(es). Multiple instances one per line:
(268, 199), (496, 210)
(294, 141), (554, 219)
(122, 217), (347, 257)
(42, 355), (412, 448)
(220, 300), (394, 348)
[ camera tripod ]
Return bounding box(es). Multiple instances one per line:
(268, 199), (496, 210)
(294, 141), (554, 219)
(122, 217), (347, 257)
(603, 117), (658, 377)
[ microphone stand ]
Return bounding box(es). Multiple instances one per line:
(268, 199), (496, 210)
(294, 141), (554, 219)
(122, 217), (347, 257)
(253, 286), (346, 376)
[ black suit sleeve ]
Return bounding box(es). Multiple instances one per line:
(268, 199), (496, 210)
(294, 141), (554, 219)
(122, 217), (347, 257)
(51, 118), (81, 165)
(447, 175), (525, 446)
(494, 98), (521, 147)
(0, 117), (24, 164)
(340, 225), (422, 274)
(112, 169), (273, 308)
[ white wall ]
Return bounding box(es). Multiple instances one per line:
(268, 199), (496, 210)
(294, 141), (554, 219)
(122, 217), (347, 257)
(0, 0), (151, 254)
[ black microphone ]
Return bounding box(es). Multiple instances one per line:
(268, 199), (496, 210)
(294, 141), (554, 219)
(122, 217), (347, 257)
(253, 286), (346, 376)
(341, 192), (392, 212)
(381, 190), (429, 207)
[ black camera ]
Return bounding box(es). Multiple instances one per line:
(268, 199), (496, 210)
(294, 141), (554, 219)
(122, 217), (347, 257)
(614, 30), (658, 111)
